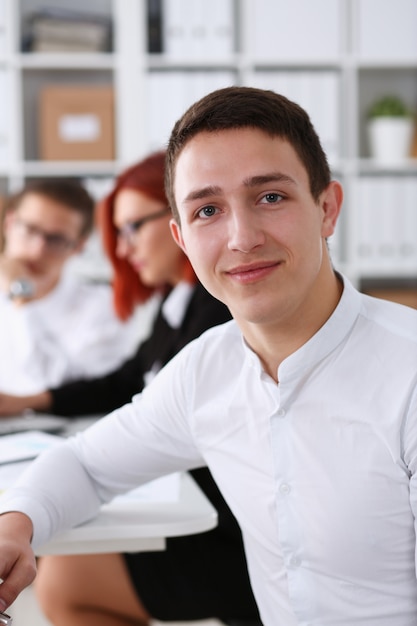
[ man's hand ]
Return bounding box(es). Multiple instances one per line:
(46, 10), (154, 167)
(0, 256), (56, 303)
(0, 392), (52, 416)
(0, 257), (31, 295)
(0, 512), (37, 610)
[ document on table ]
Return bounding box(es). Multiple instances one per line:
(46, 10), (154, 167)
(0, 430), (63, 465)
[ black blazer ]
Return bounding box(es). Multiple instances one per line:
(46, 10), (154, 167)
(50, 282), (231, 416)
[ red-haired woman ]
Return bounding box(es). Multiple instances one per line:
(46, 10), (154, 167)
(25, 152), (261, 626)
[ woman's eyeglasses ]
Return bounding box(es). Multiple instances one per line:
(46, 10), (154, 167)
(116, 208), (171, 245)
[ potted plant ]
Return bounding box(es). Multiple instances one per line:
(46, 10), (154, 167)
(367, 95), (415, 164)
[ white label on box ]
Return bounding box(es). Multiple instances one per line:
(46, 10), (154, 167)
(58, 114), (101, 143)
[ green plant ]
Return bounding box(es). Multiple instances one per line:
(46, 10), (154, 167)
(368, 95), (412, 118)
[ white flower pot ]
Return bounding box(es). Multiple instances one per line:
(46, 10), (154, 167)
(368, 117), (414, 164)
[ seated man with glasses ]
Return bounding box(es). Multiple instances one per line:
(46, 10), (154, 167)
(0, 178), (140, 396)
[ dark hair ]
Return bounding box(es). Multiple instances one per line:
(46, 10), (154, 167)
(165, 86), (331, 222)
(7, 178), (95, 237)
(98, 151), (196, 320)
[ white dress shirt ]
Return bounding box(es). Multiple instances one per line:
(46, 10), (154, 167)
(0, 271), (140, 394)
(1, 275), (417, 625)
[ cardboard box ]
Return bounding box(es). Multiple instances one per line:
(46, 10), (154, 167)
(39, 85), (115, 160)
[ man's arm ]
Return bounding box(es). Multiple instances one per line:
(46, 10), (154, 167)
(0, 345), (204, 608)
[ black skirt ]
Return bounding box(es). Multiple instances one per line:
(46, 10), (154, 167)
(123, 467), (261, 623)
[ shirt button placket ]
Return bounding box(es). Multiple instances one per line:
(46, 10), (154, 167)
(279, 482), (291, 495)
(271, 400), (308, 618)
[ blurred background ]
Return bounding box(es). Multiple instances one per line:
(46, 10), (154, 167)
(0, 0), (416, 304)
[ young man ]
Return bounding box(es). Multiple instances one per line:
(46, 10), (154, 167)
(0, 87), (416, 626)
(0, 178), (138, 394)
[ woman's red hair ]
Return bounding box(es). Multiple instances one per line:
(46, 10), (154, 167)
(97, 151), (195, 320)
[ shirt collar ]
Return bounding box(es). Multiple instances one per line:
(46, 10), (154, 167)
(161, 281), (195, 329)
(278, 273), (362, 381)
(240, 273), (362, 381)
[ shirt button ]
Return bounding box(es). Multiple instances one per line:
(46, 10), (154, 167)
(279, 483), (291, 495)
(289, 556), (301, 568)
(276, 408), (286, 417)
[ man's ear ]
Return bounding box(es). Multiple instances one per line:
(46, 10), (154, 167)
(320, 180), (343, 239)
(170, 219), (187, 254)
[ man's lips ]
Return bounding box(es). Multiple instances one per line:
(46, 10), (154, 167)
(225, 261), (280, 283)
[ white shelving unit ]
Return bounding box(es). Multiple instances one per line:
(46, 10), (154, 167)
(0, 0), (416, 290)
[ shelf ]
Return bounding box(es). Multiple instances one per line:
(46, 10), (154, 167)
(21, 160), (118, 177)
(358, 159), (417, 174)
(147, 53), (240, 70)
(0, 0), (416, 288)
(356, 59), (417, 69)
(18, 52), (115, 69)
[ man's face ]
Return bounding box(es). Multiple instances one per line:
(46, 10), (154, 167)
(171, 128), (341, 330)
(4, 192), (85, 279)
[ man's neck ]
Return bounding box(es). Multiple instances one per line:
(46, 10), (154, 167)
(238, 272), (343, 383)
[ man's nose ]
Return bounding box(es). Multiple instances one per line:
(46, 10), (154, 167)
(27, 233), (49, 256)
(227, 210), (265, 253)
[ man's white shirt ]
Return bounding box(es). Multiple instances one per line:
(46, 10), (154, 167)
(0, 271), (140, 394)
(1, 275), (417, 625)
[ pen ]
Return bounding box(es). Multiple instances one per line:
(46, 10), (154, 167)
(0, 612), (12, 624)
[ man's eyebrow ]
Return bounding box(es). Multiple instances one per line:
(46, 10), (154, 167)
(183, 185), (222, 204)
(243, 172), (297, 187)
(182, 173), (297, 205)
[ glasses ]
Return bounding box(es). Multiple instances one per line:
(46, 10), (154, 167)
(13, 219), (79, 255)
(116, 208), (171, 245)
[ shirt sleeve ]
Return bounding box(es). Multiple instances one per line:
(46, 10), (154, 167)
(0, 344), (204, 549)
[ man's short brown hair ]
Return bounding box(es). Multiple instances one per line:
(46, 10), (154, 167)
(165, 86), (331, 224)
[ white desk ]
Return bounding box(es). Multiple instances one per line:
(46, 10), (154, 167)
(36, 472), (217, 556)
(0, 417), (218, 557)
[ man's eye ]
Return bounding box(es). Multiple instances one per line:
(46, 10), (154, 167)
(262, 193), (283, 204)
(197, 205), (217, 219)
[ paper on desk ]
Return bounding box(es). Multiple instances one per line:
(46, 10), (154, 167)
(0, 430), (63, 465)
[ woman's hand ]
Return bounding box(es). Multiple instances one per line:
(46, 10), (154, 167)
(0, 391), (52, 416)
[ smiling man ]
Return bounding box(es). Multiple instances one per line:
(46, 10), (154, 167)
(0, 88), (416, 626)
(169, 126), (343, 378)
